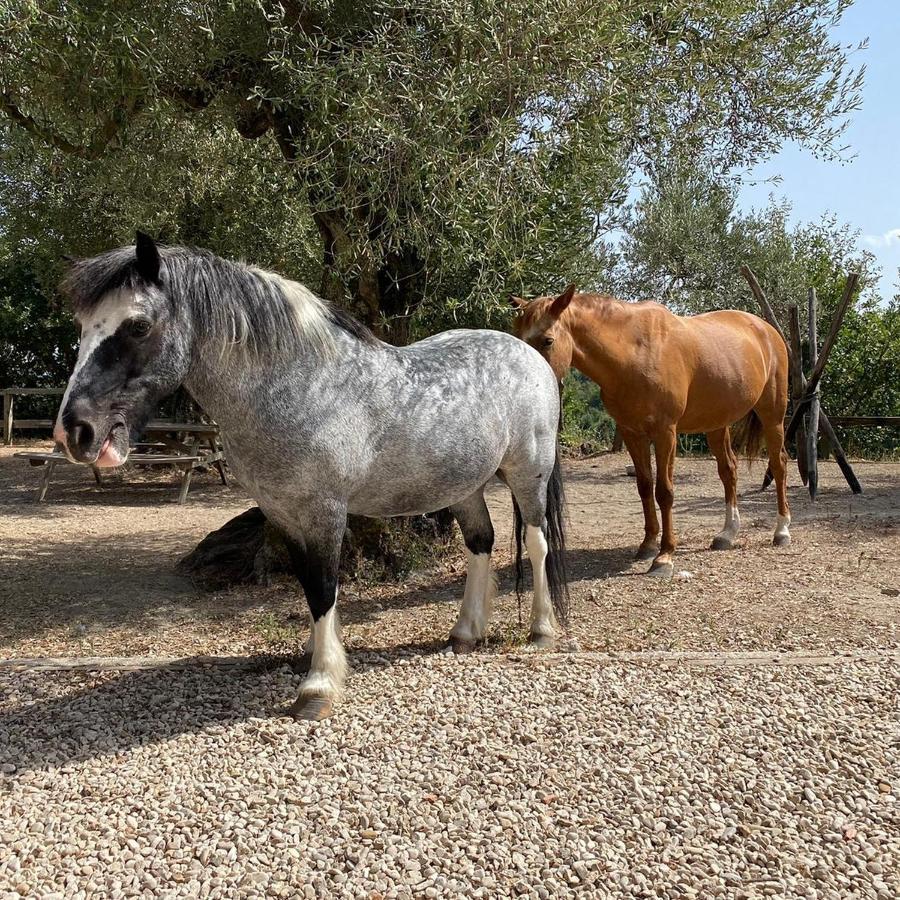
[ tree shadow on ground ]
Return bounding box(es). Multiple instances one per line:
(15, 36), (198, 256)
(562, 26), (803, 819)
(0, 638), (512, 775)
(0, 547), (640, 775)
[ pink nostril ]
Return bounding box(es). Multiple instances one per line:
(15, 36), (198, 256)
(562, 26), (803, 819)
(52, 422), (66, 446)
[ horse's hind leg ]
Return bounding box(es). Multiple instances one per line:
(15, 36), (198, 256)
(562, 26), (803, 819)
(760, 414), (791, 546)
(504, 475), (556, 649)
(448, 489), (497, 654)
(620, 428), (660, 560)
(708, 427), (740, 550)
(754, 362), (792, 546)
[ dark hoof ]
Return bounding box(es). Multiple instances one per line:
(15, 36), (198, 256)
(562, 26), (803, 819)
(528, 633), (557, 650)
(773, 533), (791, 548)
(647, 560), (674, 579)
(634, 544), (659, 562)
(290, 693), (333, 721)
(711, 536), (734, 551)
(450, 637), (476, 655)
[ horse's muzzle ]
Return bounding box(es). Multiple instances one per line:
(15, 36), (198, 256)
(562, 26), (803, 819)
(57, 399), (128, 467)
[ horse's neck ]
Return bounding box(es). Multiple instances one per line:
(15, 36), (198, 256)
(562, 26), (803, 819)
(183, 329), (340, 433)
(567, 297), (632, 389)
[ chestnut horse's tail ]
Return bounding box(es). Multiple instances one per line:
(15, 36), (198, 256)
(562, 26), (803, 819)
(731, 409), (765, 465)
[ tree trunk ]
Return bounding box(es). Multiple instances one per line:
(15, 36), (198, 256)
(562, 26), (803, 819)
(177, 506), (456, 590)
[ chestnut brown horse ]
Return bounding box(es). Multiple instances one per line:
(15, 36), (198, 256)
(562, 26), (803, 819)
(512, 286), (791, 576)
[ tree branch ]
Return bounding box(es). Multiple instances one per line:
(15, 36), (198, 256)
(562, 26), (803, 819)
(0, 91), (141, 160)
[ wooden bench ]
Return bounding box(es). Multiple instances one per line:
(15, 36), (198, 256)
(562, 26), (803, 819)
(16, 450), (206, 504)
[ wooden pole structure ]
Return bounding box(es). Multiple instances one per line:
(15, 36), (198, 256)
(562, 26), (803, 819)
(788, 303), (809, 486)
(806, 287), (820, 500)
(611, 427), (624, 453)
(818, 412), (863, 494)
(781, 272), (860, 443)
(741, 266), (863, 496)
(740, 265), (788, 344)
(2, 391), (12, 446)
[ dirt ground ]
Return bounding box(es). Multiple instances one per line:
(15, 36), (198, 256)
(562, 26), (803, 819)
(1, 442), (898, 661)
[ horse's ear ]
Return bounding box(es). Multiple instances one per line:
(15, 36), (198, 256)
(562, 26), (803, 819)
(509, 295), (528, 310)
(135, 231), (160, 282)
(550, 283), (576, 317)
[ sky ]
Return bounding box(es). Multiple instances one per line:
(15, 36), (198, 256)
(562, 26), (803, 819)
(737, 0), (900, 298)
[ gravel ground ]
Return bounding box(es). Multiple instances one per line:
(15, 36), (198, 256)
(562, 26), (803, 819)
(2, 447), (899, 897)
(1, 653), (898, 899)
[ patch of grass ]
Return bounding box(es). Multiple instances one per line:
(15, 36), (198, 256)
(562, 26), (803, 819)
(253, 613), (304, 649)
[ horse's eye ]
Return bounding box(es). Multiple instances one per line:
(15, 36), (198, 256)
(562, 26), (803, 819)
(542, 336), (554, 349)
(130, 318), (153, 338)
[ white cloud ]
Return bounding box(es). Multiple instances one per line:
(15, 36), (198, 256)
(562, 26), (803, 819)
(863, 228), (900, 249)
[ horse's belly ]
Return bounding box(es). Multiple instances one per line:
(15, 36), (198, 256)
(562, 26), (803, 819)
(347, 457), (501, 517)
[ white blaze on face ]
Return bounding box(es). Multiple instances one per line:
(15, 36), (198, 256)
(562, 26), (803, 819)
(54, 290), (143, 448)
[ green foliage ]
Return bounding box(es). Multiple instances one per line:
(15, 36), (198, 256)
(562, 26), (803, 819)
(559, 371), (616, 451)
(0, 246), (76, 400)
(1, 0), (864, 338)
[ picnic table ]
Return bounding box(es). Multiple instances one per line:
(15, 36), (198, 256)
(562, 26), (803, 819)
(2, 386), (65, 444)
(15, 420), (227, 504)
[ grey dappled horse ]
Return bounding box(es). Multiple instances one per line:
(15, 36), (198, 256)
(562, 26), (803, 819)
(54, 234), (568, 719)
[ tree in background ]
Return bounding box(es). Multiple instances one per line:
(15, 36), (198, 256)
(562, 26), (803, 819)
(610, 162), (900, 457)
(1, 0), (863, 346)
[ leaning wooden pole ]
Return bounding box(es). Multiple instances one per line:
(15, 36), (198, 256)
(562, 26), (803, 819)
(741, 266), (787, 491)
(781, 272), (861, 443)
(741, 265), (788, 344)
(760, 266), (863, 494)
(806, 287), (820, 500)
(819, 413), (863, 494)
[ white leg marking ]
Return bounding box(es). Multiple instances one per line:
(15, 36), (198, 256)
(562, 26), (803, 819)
(450, 551), (494, 643)
(775, 513), (791, 544)
(715, 503), (741, 545)
(298, 602), (347, 698)
(525, 525), (555, 639)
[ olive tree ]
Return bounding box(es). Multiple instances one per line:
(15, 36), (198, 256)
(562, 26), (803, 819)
(1, 0), (864, 339)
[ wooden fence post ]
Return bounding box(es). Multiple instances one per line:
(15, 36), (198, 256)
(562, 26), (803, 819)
(787, 304), (809, 486)
(2, 392), (12, 446)
(611, 427), (624, 453)
(806, 287), (820, 500)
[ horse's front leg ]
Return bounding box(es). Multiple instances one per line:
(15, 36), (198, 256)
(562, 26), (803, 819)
(648, 427), (677, 577)
(281, 503), (349, 720)
(620, 429), (660, 561)
(448, 491), (497, 654)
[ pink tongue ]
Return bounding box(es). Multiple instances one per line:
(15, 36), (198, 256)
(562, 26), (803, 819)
(95, 436), (124, 468)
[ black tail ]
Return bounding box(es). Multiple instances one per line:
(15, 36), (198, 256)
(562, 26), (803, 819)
(731, 409), (764, 467)
(513, 445), (570, 628)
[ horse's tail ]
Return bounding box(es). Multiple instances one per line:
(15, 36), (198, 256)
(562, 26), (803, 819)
(731, 409), (764, 466)
(512, 444), (570, 628)
(545, 446), (570, 627)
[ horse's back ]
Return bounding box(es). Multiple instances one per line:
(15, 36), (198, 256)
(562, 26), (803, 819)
(685, 309), (787, 375)
(344, 329), (560, 516)
(674, 310), (787, 431)
(603, 305), (786, 433)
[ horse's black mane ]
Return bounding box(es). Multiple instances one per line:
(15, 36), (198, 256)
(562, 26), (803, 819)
(61, 244), (378, 356)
